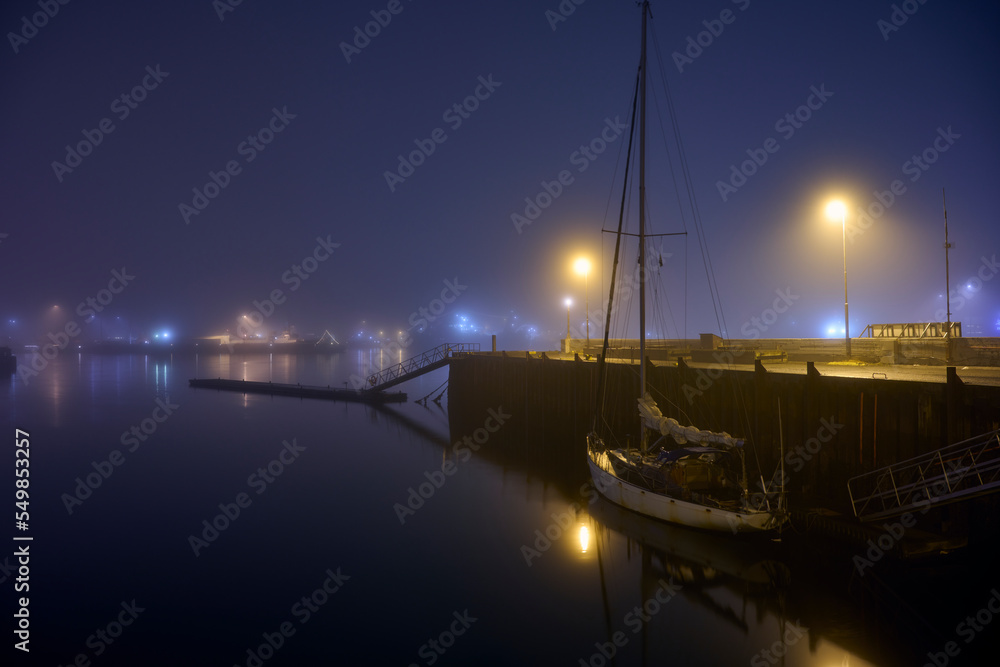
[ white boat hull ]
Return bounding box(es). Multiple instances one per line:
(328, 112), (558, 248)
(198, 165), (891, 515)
(587, 450), (780, 534)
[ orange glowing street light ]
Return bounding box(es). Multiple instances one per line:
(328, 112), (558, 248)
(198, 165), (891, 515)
(825, 200), (850, 358)
(578, 524), (590, 554)
(573, 257), (592, 347)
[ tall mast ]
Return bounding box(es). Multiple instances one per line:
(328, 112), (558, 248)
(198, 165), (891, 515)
(638, 0), (648, 405)
(593, 73), (640, 434)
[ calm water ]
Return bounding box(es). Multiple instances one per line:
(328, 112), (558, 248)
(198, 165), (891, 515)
(3, 351), (996, 666)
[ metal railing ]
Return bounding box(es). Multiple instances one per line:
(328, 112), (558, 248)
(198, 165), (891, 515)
(848, 429), (1000, 521)
(366, 343), (479, 390)
(860, 322), (962, 338)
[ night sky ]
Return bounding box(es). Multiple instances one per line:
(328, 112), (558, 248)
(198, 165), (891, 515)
(3, 0), (999, 347)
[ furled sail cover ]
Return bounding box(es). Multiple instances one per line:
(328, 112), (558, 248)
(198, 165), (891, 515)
(637, 393), (743, 448)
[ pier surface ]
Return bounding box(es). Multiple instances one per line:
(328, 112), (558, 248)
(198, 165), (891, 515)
(543, 353), (1000, 386)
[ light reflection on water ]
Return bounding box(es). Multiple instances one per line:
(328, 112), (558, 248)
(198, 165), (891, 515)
(1, 350), (988, 665)
(583, 497), (875, 667)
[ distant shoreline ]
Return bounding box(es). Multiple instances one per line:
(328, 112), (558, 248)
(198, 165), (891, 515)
(10, 340), (349, 355)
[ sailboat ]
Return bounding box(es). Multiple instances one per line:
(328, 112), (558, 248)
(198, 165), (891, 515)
(586, 1), (786, 534)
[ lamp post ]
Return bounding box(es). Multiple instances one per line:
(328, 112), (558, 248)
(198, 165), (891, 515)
(115, 316), (131, 344)
(573, 257), (591, 348)
(826, 200), (850, 358)
(942, 189), (952, 363)
(564, 298), (572, 351)
(563, 297), (573, 354)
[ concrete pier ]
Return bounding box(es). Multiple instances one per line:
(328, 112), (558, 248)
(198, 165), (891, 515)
(448, 350), (1000, 546)
(564, 335), (1000, 366)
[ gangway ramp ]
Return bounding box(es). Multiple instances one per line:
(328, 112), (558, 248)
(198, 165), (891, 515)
(848, 429), (1000, 522)
(367, 343), (479, 391)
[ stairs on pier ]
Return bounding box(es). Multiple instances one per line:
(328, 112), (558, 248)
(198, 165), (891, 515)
(848, 429), (1000, 522)
(366, 343), (479, 391)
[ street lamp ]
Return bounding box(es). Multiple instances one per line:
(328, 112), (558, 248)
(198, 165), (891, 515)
(579, 524), (590, 554)
(573, 257), (592, 348)
(826, 200), (850, 358)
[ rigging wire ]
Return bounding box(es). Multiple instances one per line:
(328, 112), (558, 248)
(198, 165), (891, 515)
(646, 41), (692, 342)
(601, 69), (645, 320)
(649, 26), (727, 341)
(640, 193), (681, 340)
(648, 17), (763, 475)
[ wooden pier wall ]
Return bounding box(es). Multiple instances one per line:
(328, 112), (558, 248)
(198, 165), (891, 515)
(448, 354), (1000, 520)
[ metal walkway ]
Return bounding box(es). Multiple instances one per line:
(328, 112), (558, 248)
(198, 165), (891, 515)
(848, 429), (1000, 522)
(366, 343), (479, 391)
